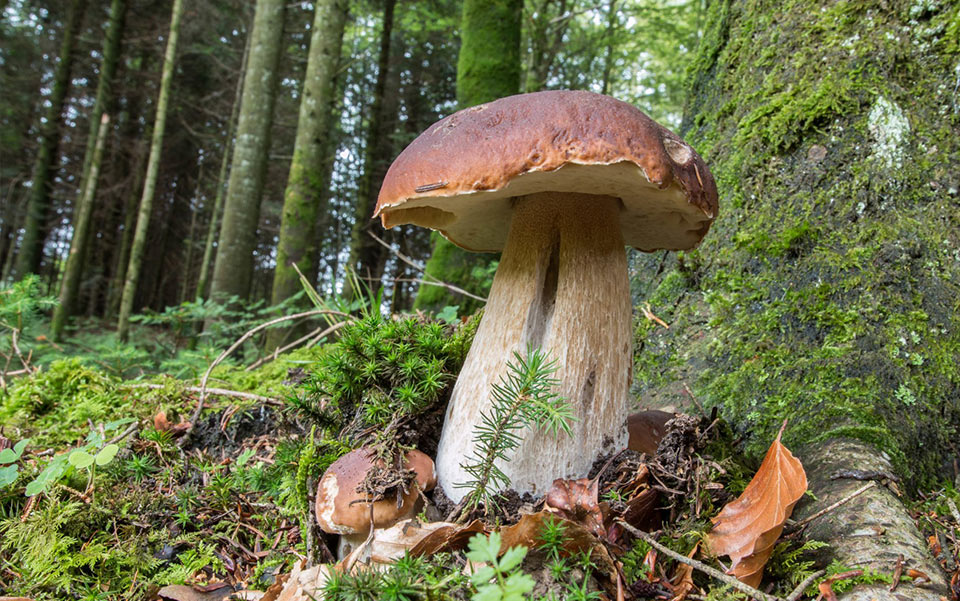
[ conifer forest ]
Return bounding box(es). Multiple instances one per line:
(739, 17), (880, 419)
(0, 0), (958, 599)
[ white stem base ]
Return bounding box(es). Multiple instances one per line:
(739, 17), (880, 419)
(436, 193), (632, 501)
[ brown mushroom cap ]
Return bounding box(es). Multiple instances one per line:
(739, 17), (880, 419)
(375, 90), (717, 253)
(314, 448), (436, 535)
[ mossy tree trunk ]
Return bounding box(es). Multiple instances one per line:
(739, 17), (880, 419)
(51, 0), (127, 340)
(343, 0), (397, 301)
(640, 0), (959, 594)
(115, 0), (184, 341)
(209, 0), (286, 302)
(267, 0), (348, 350)
(12, 0), (86, 280)
(413, 0), (522, 314)
(196, 32), (251, 304)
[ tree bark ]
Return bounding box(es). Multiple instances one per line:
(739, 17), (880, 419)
(641, 0), (959, 595)
(414, 0), (522, 314)
(51, 0), (127, 340)
(343, 0), (397, 301)
(267, 0), (347, 350)
(115, 0), (184, 341)
(208, 0), (286, 302)
(196, 30), (251, 303)
(12, 0), (87, 279)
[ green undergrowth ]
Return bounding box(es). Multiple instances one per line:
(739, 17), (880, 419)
(633, 0), (960, 487)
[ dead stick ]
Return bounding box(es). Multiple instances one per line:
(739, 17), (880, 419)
(615, 520), (783, 601)
(790, 481), (876, 531)
(784, 569), (826, 601)
(129, 383), (284, 406)
(247, 320), (349, 371)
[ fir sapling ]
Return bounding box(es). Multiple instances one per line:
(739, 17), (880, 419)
(455, 346), (575, 518)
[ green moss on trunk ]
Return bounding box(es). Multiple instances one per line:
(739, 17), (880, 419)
(635, 0), (960, 487)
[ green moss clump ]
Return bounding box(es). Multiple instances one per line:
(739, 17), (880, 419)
(291, 312), (477, 446)
(634, 0), (960, 487)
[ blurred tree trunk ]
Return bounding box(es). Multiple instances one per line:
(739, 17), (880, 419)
(641, 0), (959, 595)
(52, 0), (127, 340)
(266, 0), (348, 351)
(599, 0), (618, 95)
(12, 0), (86, 280)
(343, 0), (397, 301)
(116, 0), (184, 341)
(209, 0), (286, 302)
(522, 0), (569, 93)
(414, 0), (522, 314)
(196, 32), (251, 303)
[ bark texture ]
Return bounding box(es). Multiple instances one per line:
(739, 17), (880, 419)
(12, 0), (86, 279)
(52, 0), (127, 339)
(414, 0), (522, 313)
(209, 0), (286, 301)
(637, 0), (959, 594)
(267, 0), (347, 350)
(116, 0), (184, 341)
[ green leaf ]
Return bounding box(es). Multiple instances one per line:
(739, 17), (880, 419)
(103, 418), (136, 432)
(0, 449), (16, 464)
(437, 305), (459, 324)
(69, 450), (95, 469)
(466, 532), (501, 565)
(0, 464), (19, 488)
(237, 448), (255, 467)
(502, 571), (536, 599)
(95, 444), (119, 466)
(498, 545), (528, 573)
(473, 584), (503, 601)
(470, 565), (497, 586)
(25, 478), (47, 496)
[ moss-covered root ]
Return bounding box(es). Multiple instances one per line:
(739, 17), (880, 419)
(798, 438), (949, 600)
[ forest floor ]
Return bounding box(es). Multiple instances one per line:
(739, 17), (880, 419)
(0, 294), (957, 600)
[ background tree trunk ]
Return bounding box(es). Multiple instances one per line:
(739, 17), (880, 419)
(267, 0), (347, 350)
(413, 0), (522, 314)
(51, 0), (127, 339)
(12, 0), (87, 280)
(116, 0), (185, 341)
(640, 0), (959, 595)
(209, 0), (286, 302)
(343, 0), (396, 301)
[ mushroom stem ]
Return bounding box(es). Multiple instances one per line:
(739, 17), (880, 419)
(436, 192), (632, 501)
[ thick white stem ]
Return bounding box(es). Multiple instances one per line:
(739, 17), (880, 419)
(436, 193), (632, 500)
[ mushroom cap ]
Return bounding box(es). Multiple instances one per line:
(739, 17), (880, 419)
(314, 448), (436, 535)
(375, 90), (718, 253)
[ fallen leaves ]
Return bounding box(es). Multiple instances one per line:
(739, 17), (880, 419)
(544, 477), (606, 537)
(706, 423), (807, 587)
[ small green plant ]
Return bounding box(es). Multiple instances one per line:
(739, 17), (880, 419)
(126, 453), (158, 483)
(466, 531), (535, 601)
(0, 438), (29, 488)
(456, 347), (575, 517)
(538, 515), (568, 562)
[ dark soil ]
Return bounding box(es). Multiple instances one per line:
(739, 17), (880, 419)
(182, 404), (292, 459)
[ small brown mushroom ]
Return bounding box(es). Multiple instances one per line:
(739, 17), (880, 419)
(314, 448), (436, 556)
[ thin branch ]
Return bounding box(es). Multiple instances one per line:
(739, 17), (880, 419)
(615, 519), (783, 601)
(784, 569), (826, 601)
(367, 231), (487, 302)
(788, 481), (876, 532)
(130, 382), (284, 406)
(248, 320), (350, 371)
(186, 309), (350, 433)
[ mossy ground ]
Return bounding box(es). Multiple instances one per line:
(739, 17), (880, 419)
(631, 0), (960, 486)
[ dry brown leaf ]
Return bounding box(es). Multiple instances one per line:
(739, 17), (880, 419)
(668, 542), (699, 601)
(544, 478), (605, 537)
(627, 410), (675, 455)
(154, 410), (191, 435)
(706, 424), (807, 587)
(816, 570), (862, 601)
(156, 584), (232, 601)
(906, 568), (931, 584)
(408, 519), (486, 556)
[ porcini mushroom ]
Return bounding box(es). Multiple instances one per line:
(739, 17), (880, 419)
(375, 90), (717, 501)
(315, 448), (436, 556)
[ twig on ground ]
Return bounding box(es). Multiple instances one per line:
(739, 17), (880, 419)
(105, 421), (139, 446)
(788, 481), (876, 533)
(784, 569), (826, 601)
(946, 497), (960, 525)
(367, 231), (487, 302)
(615, 519), (783, 601)
(187, 309), (350, 434)
(248, 320), (350, 371)
(129, 382), (284, 406)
